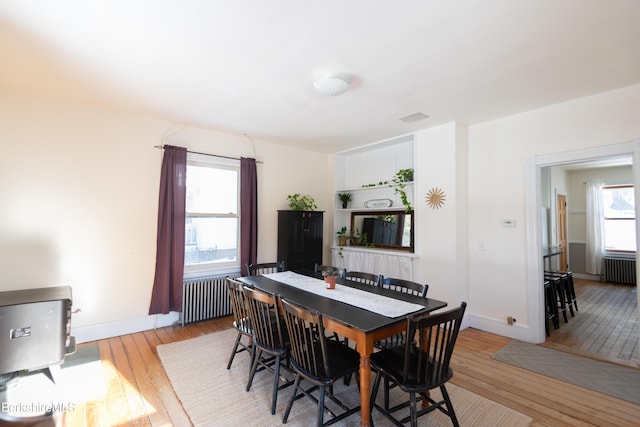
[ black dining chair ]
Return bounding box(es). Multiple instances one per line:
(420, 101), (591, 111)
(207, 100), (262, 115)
(225, 277), (254, 370)
(344, 271), (382, 287)
(375, 278), (428, 351)
(371, 302), (467, 427)
(280, 297), (361, 427)
(242, 285), (293, 415)
(314, 263), (347, 279)
(246, 261), (286, 276)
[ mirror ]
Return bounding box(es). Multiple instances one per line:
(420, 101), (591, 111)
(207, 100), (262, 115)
(350, 210), (414, 252)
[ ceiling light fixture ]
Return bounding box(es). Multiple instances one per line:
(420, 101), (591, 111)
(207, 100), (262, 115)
(313, 74), (350, 96)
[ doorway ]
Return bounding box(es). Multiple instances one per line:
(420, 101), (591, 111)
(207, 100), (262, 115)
(530, 143), (639, 366)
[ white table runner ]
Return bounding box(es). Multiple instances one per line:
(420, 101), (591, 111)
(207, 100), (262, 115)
(263, 271), (424, 318)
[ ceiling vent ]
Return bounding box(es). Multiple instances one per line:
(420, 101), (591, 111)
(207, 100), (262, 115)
(399, 112), (429, 123)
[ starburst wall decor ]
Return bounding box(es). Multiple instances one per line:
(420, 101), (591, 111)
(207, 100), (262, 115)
(426, 187), (446, 210)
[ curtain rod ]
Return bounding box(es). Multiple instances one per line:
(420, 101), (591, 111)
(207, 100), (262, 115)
(154, 145), (262, 163)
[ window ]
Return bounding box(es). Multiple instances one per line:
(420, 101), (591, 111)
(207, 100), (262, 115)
(184, 155), (240, 276)
(602, 185), (636, 252)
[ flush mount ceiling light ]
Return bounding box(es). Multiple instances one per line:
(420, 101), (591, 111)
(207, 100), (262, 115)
(313, 74), (350, 96)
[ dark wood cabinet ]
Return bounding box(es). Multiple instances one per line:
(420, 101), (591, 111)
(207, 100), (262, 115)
(277, 210), (323, 271)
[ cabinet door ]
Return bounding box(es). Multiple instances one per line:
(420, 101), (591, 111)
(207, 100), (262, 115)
(277, 211), (323, 270)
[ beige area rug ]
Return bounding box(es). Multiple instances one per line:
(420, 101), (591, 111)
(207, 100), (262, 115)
(158, 329), (533, 427)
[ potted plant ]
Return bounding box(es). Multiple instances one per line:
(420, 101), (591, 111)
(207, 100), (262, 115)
(287, 193), (317, 211)
(336, 226), (350, 246)
(389, 168), (414, 212)
(321, 269), (340, 289)
(337, 192), (352, 209)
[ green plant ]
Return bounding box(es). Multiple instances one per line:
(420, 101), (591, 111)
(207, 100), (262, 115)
(336, 226), (350, 251)
(395, 168), (414, 182)
(337, 192), (352, 208)
(287, 193), (317, 211)
(389, 168), (414, 212)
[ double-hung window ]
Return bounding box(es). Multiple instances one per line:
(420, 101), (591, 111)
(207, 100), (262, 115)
(602, 185), (636, 253)
(184, 154), (240, 277)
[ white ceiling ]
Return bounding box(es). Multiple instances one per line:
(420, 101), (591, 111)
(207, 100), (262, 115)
(1, 1), (639, 153)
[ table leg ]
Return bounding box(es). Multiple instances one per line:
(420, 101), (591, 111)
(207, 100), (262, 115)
(357, 335), (374, 427)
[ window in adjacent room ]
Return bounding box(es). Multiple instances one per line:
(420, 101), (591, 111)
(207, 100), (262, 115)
(184, 155), (240, 276)
(602, 185), (636, 252)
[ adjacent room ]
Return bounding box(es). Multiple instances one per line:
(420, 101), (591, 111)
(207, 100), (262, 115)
(1, 1), (639, 426)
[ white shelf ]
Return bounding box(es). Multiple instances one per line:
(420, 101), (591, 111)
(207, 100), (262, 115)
(336, 207), (407, 213)
(336, 182), (413, 193)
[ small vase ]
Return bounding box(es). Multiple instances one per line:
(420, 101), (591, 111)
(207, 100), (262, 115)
(342, 202), (348, 209)
(324, 276), (336, 289)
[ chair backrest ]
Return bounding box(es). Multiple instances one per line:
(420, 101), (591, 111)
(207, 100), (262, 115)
(246, 261), (286, 276)
(226, 277), (251, 331)
(242, 286), (287, 351)
(314, 263), (347, 279)
(381, 277), (428, 297)
(345, 271), (382, 286)
(280, 297), (331, 380)
(403, 302), (467, 386)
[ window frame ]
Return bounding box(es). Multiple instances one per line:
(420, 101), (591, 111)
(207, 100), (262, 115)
(602, 184), (636, 254)
(183, 153), (241, 278)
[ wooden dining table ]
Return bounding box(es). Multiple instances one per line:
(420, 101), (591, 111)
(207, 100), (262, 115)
(238, 270), (447, 427)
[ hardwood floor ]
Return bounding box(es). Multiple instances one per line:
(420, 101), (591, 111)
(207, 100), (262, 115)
(52, 302), (640, 427)
(543, 278), (639, 369)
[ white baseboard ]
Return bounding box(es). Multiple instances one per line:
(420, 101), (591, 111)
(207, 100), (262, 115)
(466, 313), (541, 343)
(71, 312), (180, 344)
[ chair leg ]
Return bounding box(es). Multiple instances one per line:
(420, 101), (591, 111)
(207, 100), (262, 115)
(271, 355), (281, 415)
(384, 377), (391, 409)
(440, 385), (460, 427)
(246, 348), (262, 391)
(226, 331), (243, 369)
(317, 385), (326, 427)
(282, 374), (302, 423)
(561, 275), (575, 317)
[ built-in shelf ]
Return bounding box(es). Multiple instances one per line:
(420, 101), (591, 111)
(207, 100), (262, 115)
(333, 135), (415, 256)
(337, 182), (413, 194)
(331, 246), (418, 258)
(336, 207), (408, 213)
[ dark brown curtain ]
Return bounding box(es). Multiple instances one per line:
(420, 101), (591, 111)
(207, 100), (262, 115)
(149, 145), (187, 314)
(240, 157), (258, 276)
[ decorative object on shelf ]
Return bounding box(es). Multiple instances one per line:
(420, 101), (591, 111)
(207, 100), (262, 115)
(336, 226), (350, 247)
(350, 227), (371, 247)
(361, 181), (388, 188)
(364, 199), (393, 209)
(287, 193), (317, 211)
(337, 192), (352, 209)
(389, 168), (414, 212)
(426, 187), (446, 210)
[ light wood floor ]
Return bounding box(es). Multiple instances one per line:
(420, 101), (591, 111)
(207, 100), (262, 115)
(542, 278), (639, 369)
(55, 301), (640, 427)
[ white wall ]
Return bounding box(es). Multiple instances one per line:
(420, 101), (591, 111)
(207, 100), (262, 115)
(413, 123), (469, 309)
(0, 93), (330, 341)
(466, 84), (640, 341)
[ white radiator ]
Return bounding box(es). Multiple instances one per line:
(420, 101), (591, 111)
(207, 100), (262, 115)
(181, 273), (241, 326)
(603, 257), (636, 285)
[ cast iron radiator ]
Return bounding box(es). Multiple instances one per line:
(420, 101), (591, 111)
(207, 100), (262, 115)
(181, 273), (241, 326)
(603, 257), (636, 285)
